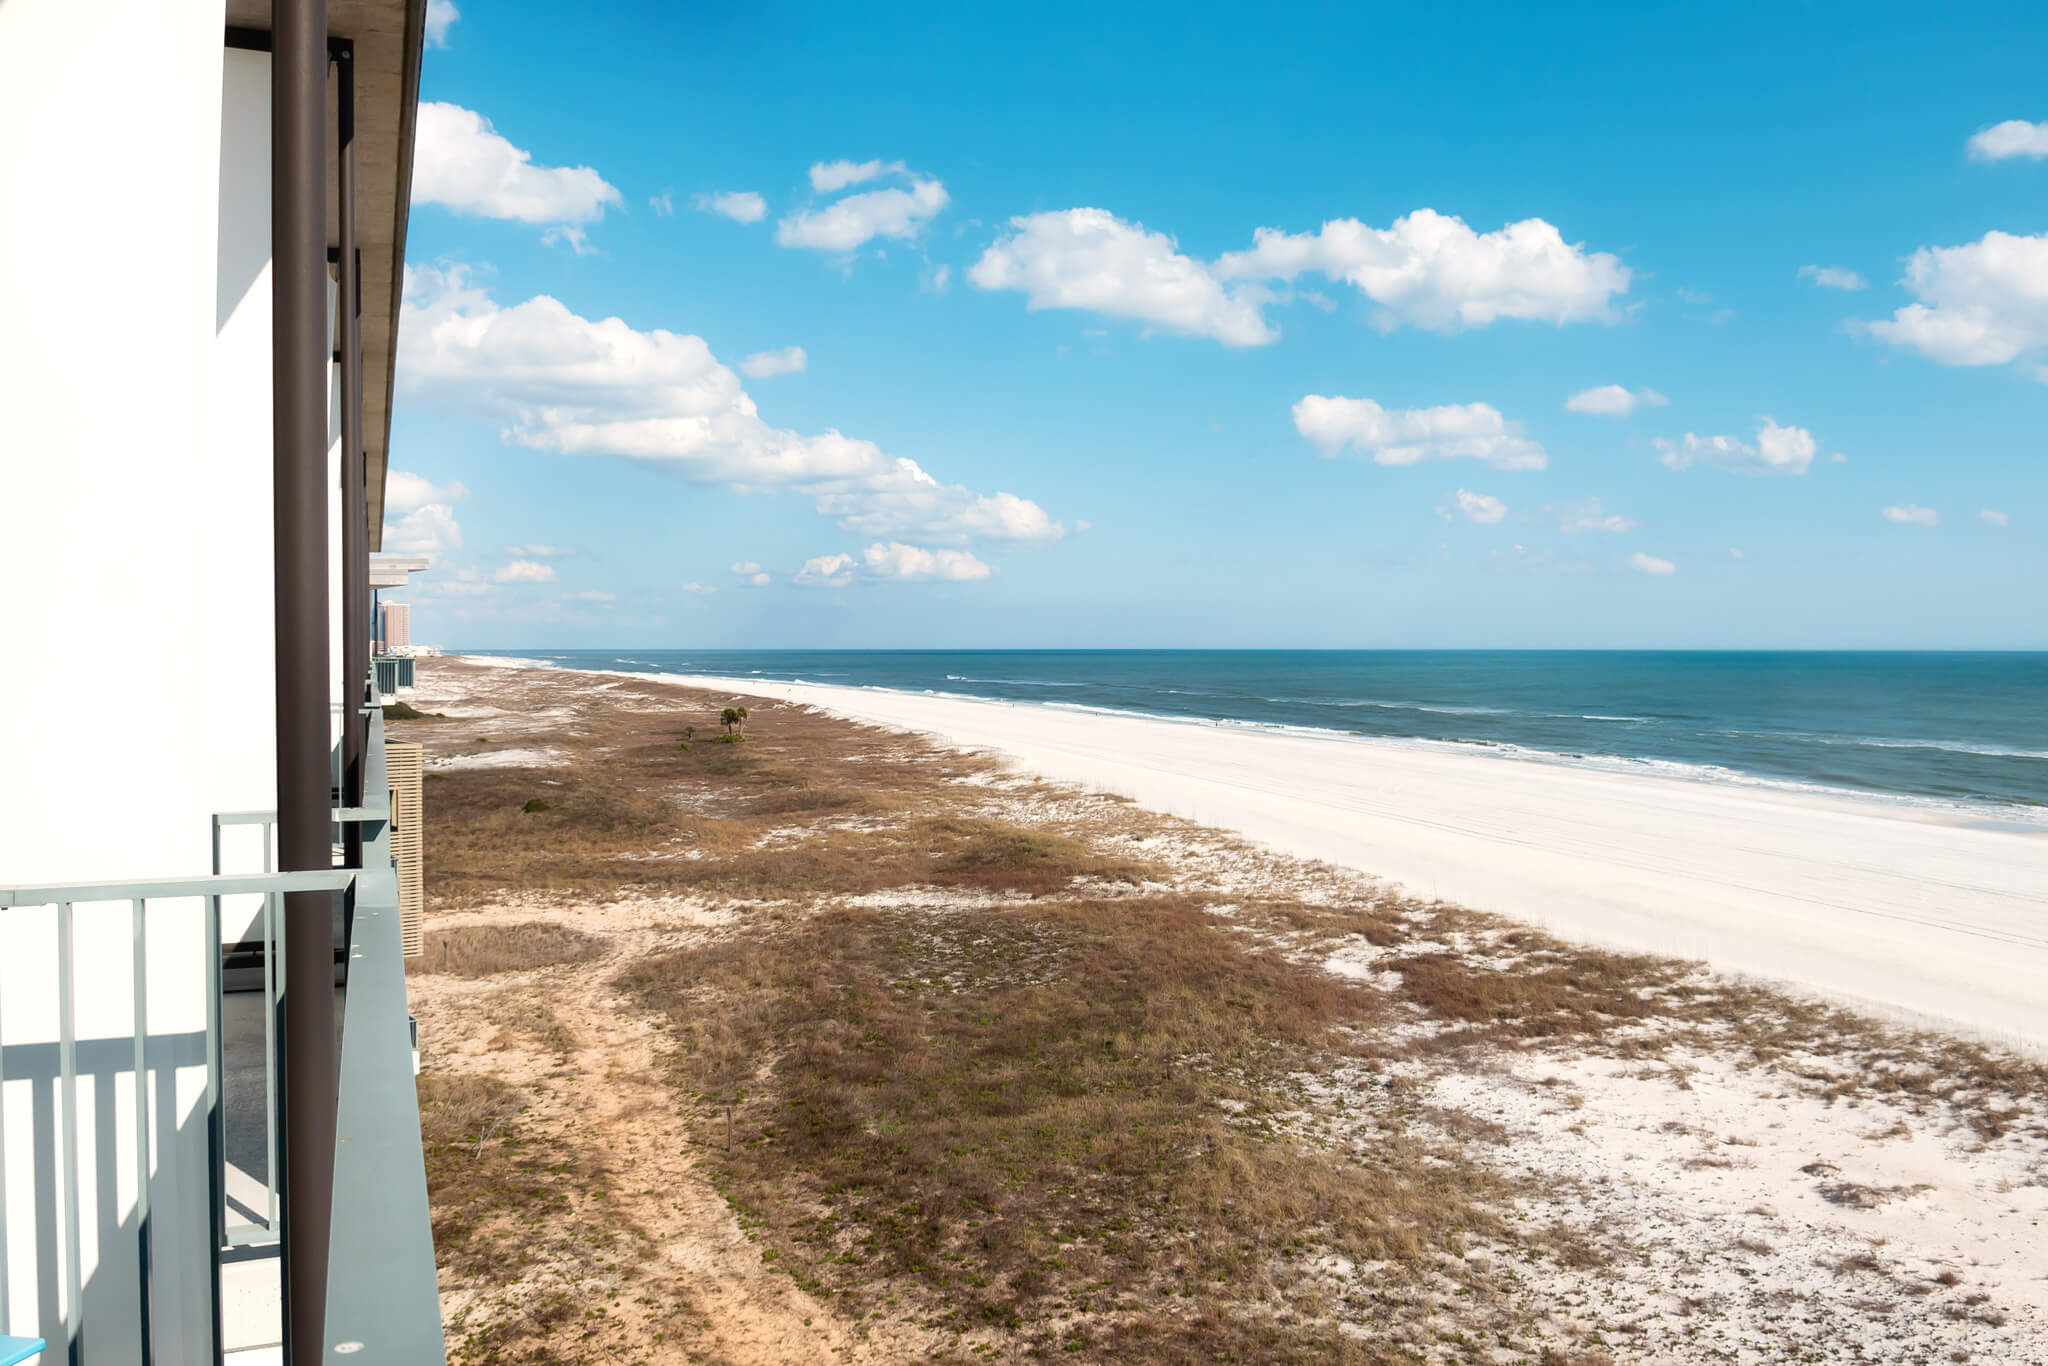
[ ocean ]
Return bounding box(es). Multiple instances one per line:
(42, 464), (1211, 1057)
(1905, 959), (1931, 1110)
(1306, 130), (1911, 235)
(482, 650), (2048, 825)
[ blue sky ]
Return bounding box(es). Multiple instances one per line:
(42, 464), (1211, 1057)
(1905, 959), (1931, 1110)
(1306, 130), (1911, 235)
(388, 0), (2046, 649)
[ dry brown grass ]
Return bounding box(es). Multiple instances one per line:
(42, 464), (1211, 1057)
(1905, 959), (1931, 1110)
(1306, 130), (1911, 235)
(617, 896), (1523, 1357)
(419, 696), (1011, 907)
(409, 921), (605, 978)
(1389, 947), (1685, 1041)
(418, 1070), (664, 1364)
(418, 1073), (544, 1276)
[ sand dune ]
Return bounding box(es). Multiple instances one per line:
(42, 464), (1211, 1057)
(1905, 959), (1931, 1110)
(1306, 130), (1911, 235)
(654, 672), (2048, 1051)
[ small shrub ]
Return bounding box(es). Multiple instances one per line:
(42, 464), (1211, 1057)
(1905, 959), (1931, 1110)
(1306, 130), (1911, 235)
(384, 701), (436, 720)
(521, 797), (552, 813)
(410, 921), (604, 978)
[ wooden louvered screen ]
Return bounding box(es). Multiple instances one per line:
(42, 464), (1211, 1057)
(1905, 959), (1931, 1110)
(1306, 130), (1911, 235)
(387, 739), (425, 956)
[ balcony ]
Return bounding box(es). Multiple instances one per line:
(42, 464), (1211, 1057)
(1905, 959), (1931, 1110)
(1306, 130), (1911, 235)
(0, 710), (445, 1364)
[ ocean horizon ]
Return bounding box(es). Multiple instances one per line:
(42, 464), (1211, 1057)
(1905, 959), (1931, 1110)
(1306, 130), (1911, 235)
(467, 649), (2048, 824)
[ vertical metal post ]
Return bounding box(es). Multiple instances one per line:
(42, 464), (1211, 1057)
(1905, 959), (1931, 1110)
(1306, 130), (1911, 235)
(131, 899), (154, 1363)
(265, 891), (281, 1233)
(58, 903), (80, 1358)
(203, 885), (226, 1355)
(337, 39), (368, 871)
(272, 1), (335, 1360)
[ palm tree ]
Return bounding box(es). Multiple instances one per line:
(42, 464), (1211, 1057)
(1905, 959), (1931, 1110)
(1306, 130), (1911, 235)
(734, 705), (749, 735)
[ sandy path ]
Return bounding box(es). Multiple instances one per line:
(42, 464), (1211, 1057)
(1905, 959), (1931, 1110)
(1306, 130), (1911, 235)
(643, 671), (2048, 1052)
(417, 903), (865, 1365)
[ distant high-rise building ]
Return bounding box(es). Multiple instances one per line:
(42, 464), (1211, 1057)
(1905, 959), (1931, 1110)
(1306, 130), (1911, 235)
(381, 601), (411, 651)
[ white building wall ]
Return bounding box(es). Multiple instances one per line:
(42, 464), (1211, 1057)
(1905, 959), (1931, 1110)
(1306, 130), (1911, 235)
(0, 8), (330, 1360)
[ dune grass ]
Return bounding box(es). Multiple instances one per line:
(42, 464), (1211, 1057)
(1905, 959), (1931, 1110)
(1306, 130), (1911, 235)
(407, 921), (604, 979)
(617, 897), (1522, 1358)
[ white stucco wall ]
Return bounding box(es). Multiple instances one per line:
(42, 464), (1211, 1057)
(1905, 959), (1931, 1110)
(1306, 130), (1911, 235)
(0, 12), (275, 878)
(0, 8), (318, 1359)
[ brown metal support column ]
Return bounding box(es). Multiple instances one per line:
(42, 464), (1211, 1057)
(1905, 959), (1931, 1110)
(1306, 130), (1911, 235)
(271, 1), (335, 1363)
(337, 39), (367, 869)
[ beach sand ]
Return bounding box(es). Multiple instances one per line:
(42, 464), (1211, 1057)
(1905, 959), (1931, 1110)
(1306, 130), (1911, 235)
(643, 670), (2048, 1052)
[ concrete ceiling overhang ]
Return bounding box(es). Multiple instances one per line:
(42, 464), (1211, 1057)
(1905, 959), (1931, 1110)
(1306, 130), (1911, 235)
(225, 0), (428, 552)
(369, 552), (431, 588)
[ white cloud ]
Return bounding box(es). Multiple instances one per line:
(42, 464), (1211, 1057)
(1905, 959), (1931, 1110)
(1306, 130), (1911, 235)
(412, 103), (621, 225)
(418, 567), (498, 601)
(863, 542), (993, 582)
(696, 190), (767, 224)
(1855, 231), (2048, 369)
(680, 582), (716, 594)
(1981, 508), (2010, 527)
(399, 266), (1061, 546)
(730, 561), (761, 574)
(385, 503), (462, 558)
(1543, 497), (1637, 533)
(738, 346), (807, 379)
(1728, 547), (1745, 559)
(506, 544), (568, 557)
(1967, 120), (2048, 162)
(969, 209), (1276, 347)
(790, 543), (996, 585)
(1882, 504), (1939, 526)
(1676, 288), (1714, 305)
(1628, 552), (1676, 576)
(730, 562), (771, 586)
(1293, 396), (1547, 470)
(807, 463), (1064, 543)
(794, 553), (856, 587)
(493, 559), (557, 583)
(1440, 489), (1507, 524)
(1799, 264), (1867, 291)
(972, 206), (1626, 345)
(563, 590), (615, 602)
(425, 0), (459, 47)
(808, 159), (904, 193)
(539, 225), (596, 256)
(649, 192), (674, 217)
(1564, 384), (1668, 416)
(777, 172), (949, 252)
(384, 470), (470, 513)
(924, 264), (952, 293)
(1214, 209), (1630, 332)
(1655, 417), (1817, 476)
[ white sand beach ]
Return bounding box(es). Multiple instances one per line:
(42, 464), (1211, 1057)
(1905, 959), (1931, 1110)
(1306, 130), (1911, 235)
(644, 670), (2048, 1051)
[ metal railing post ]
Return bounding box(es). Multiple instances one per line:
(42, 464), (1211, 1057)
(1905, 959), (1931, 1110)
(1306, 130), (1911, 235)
(272, 0), (335, 1358)
(204, 878), (226, 1354)
(131, 898), (154, 1361)
(58, 902), (81, 1355)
